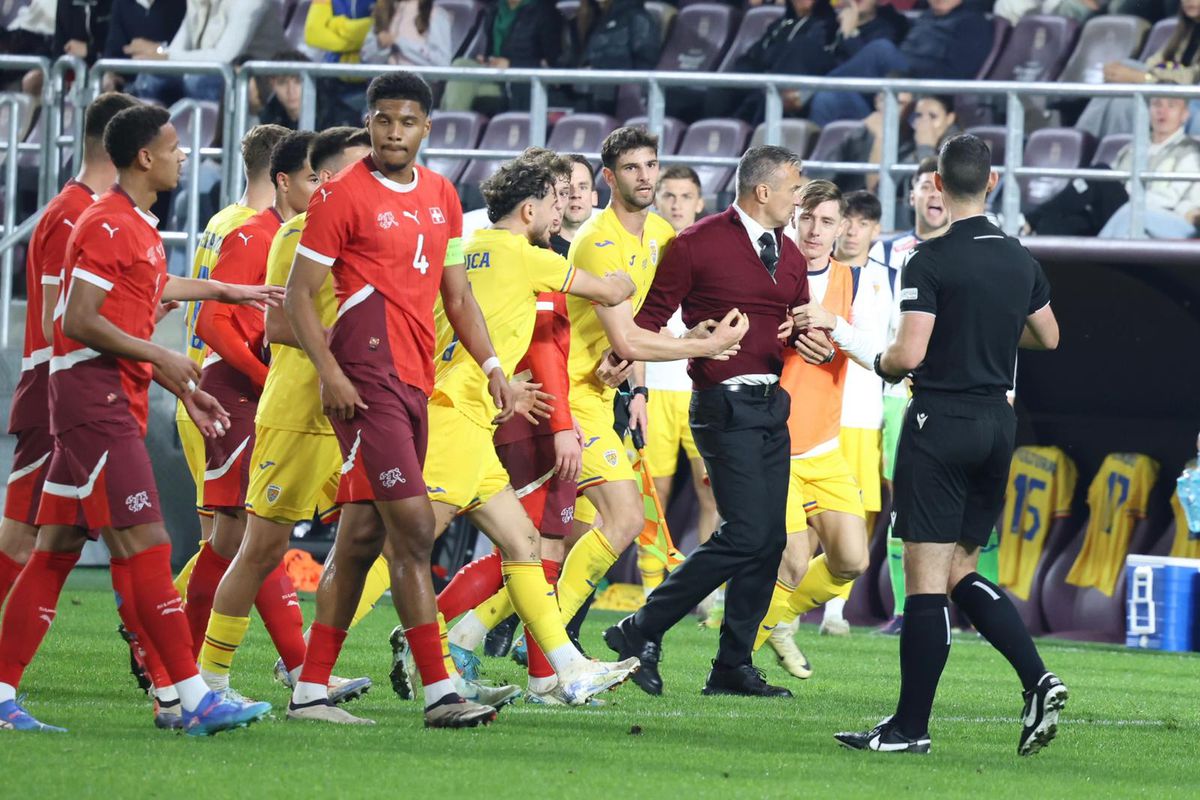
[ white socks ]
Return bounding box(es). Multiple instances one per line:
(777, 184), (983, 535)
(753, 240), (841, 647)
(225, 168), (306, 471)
(175, 675), (211, 712)
(0, 682), (15, 703)
(292, 680), (328, 706)
(825, 596), (847, 622)
(448, 611), (488, 651)
(423, 678), (457, 707)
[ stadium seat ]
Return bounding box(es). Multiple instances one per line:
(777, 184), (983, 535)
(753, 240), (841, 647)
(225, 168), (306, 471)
(439, 0), (484, 58)
(808, 120), (863, 165)
(1140, 17), (1177, 60)
(546, 113), (618, 155)
(975, 16), (1013, 81)
(718, 4), (786, 72)
(675, 117), (751, 200)
(283, 0), (311, 48)
(168, 100), (222, 151)
(1092, 133), (1132, 167)
(722, 119), (821, 193)
(425, 111), (487, 185)
(0, 0), (24, 29)
(1057, 15), (1149, 85)
(456, 112), (532, 206)
(986, 15), (1080, 83)
(623, 116), (686, 154)
(657, 3), (739, 73)
(965, 125), (1008, 169)
(1020, 127), (1095, 212)
(645, 1), (679, 46)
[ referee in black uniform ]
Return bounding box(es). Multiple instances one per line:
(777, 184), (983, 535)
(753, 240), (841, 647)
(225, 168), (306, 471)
(834, 135), (1066, 757)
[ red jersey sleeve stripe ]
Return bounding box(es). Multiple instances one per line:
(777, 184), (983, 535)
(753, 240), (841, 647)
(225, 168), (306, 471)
(72, 267), (114, 292)
(296, 243), (337, 267)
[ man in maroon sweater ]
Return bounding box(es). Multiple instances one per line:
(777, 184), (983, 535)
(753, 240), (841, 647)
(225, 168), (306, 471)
(605, 145), (811, 697)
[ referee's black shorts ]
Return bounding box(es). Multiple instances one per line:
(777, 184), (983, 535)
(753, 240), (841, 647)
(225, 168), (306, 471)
(891, 390), (1016, 548)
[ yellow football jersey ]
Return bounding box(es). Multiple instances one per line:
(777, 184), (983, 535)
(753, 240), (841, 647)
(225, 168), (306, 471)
(1168, 479), (1200, 560)
(255, 212), (338, 434)
(998, 446), (1077, 600)
(566, 207), (674, 404)
(431, 228), (576, 428)
(1067, 453), (1160, 596)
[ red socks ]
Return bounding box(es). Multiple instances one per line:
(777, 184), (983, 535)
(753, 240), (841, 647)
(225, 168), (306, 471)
(128, 543), (199, 684)
(0, 549), (79, 688)
(184, 543), (231, 659)
(0, 550), (23, 609)
(297, 622), (346, 688)
(110, 557), (172, 689)
(526, 559), (562, 680)
(406, 621), (451, 687)
(255, 561), (306, 672)
(437, 552), (503, 622)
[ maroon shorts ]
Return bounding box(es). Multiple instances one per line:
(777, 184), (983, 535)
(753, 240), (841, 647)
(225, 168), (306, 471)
(203, 409), (255, 512)
(496, 435), (578, 539)
(4, 426), (54, 525)
(35, 418), (161, 535)
(332, 369), (428, 504)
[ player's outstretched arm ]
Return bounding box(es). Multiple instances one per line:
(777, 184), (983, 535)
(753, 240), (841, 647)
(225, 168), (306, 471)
(597, 302), (747, 363)
(440, 263), (516, 422)
(566, 269), (636, 307)
(162, 275), (286, 309)
(1020, 303), (1059, 351)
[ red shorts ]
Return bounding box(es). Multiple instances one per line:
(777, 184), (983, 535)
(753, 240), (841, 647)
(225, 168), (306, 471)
(35, 418), (161, 535)
(203, 411), (255, 512)
(5, 426), (54, 525)
(332, 369), (428, 504)
(496, 435), (578, 539)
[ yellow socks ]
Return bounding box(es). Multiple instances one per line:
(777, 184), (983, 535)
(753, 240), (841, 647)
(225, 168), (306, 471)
(557, 527), (618, 623)
(198, 611), (251, 685)
(753, 579), (797, 651)
(503, 560), (571, 654)
(437, 612), (459, 678)
(349, 555), (391, 629)
(638, 546), (666, 596)
(476, 587), (514, 630)
(174, 541), (205, 599)
(788, 554), (855, 617)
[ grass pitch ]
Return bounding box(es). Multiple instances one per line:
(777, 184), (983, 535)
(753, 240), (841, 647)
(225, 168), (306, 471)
(2, 569), (1196, 799)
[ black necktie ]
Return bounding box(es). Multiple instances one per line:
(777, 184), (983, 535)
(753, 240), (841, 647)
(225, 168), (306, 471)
(758, 232), (778, 276)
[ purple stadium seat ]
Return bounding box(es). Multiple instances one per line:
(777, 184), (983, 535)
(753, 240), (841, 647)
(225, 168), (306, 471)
(1020, 128), (1095, 211)
(547, 113), (619, 155)
(284, 0), (311, 48)
(1092, 133), (1132, 167)
(439, 0), (484, 58)
(675, 117), (751, 198)
(1140, 17), (1177, 60)
(623, 116), (686, 154)
(965, 125), (1008, 169)
(1057, 15), (1149, 85)
(657, 3), (739, 72)
(718, 5), (785, 72)
(808, 120), (864, 165)
(0, 0), (25, 29)
(645, 1), (679, 45)
(168, 100), (221, 151)
(976, 16), (1012, 80)
(425, 111), (487, 185)
(723, 119), (821, 193)
(456, 111), (532, 192)
(987, 15), (1080, 83)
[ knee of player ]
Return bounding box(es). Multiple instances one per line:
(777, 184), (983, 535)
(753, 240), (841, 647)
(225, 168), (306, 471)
(607, 504), (645, 547)
(832, 559), (868, 581)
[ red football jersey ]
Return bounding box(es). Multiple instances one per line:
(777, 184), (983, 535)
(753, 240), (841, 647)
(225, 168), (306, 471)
(9, 180), (97, 434)
(49, 186), (168, 437)
(493, 292), (573, 446)
(195, 206), (282, 390)
(295, 157), (464, 396)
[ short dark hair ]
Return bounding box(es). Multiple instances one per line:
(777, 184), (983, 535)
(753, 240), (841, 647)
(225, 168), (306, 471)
(916, 94), (955, 114)
(270, 130), (316, 184)
(912, 155), (939, 188)
(938, 133), (993, 198)
(658, 165), (701, 193)
(480, 158), (555, 223)
(566, 153), (593, 174)
(271, 49), (311, 64)
(104, 105), (171, 169)
(366, 70), (433, 115)
(600, 127), (658, 171)
(521, 147), (573, 181)
(798, 179), (845, 216)
(84, 92), (139, 143)
(308, 126), (371, 173)
(242, 124), (292, 179)
(735, 144), (802, 197)
(844, 190), (882, 222)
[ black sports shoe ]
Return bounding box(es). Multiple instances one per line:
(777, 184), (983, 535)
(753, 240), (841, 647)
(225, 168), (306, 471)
(701, 661), (792, 698)
(118, 624), (152, 695)
(1019, 672), (1068, 756)
(483, 614), (518, 658)
(835, 716), (931, 754)
(604, 616), (663, 696)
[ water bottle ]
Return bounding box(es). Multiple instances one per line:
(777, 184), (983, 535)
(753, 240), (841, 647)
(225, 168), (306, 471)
(1179, 434), (1200, 534)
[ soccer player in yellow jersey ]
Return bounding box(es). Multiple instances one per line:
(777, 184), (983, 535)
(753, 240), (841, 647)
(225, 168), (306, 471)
(555, 127), (749, 631)
(174, 123), (291, 593)
(195, 128), (375, 718)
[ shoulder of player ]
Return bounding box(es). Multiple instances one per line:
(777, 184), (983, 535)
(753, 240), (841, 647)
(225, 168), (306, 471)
(646, 212), (676, 240)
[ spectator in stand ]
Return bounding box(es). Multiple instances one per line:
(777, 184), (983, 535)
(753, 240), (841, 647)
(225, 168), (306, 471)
(804, 87), (916, 194)
(102, 0), (186, 91)
(54, 0), (111, 65)
(572, 0), (661, 114)
(806, 0), (992, 126)
(441, 0), (564, 113)
(1, 0), (55, 98)
(257, 50), (362, 129)
(1076, 1), (1200, 141)
(305, 0), (376, 66)
(360, 0), (453, 66)
(123, 0), (288, 105)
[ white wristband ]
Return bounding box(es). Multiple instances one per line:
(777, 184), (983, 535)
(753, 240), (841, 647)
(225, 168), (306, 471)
(481, 356), (502, 375)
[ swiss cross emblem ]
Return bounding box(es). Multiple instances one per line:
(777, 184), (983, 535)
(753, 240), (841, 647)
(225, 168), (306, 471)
(430, 207), (445, 224)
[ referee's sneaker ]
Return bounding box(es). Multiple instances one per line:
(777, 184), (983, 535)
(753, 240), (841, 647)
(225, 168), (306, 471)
(832, 134), (1066, 757)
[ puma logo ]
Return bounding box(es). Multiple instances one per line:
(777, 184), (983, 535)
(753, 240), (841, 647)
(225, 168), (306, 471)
(101, 223), (119, 239)
(38, 614), (54, 625)
(402, 210), (420, 224)
(916, 413), (928, 429)
(236, 232), (253, 246)
(318, 188), (333, 202)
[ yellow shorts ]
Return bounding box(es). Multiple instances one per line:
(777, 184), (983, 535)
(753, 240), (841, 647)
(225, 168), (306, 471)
(423, 403), (509, 511)
(785, 449), (867, 533)
(574, 495), (597, 526)
(573, 390), (638, 492)
(644, 389), (698, 478)
(839, 426), (883, 513)
(245, 426), (341, 524)
(176, 412), (210, 514)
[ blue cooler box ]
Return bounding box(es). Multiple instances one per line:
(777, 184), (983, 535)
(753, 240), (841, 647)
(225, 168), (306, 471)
(1125, 555), (1200, 652)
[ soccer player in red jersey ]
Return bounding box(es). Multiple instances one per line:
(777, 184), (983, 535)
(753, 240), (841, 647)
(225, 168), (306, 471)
(0, 104), (284, 734)
(284, 71), (517, 728)
(184, 131), (318, 663)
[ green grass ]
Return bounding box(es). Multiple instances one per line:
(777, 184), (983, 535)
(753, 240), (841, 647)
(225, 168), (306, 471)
(2, 569), (1197, 799)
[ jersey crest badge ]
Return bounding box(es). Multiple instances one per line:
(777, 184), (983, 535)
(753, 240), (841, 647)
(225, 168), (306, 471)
(649, 239), (659, 265)
(266, 484), (282, 503)
(379, 468), (407, 488)
(125, 491), (152, 513)
(430, 207), (445, 224)
(378, 211), (399, 230)
(604, 449), (619, 467)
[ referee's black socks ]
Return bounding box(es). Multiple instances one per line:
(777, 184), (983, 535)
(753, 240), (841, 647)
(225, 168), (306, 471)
(951, 572), (1046, 692)
(894, 594), (951, 739)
